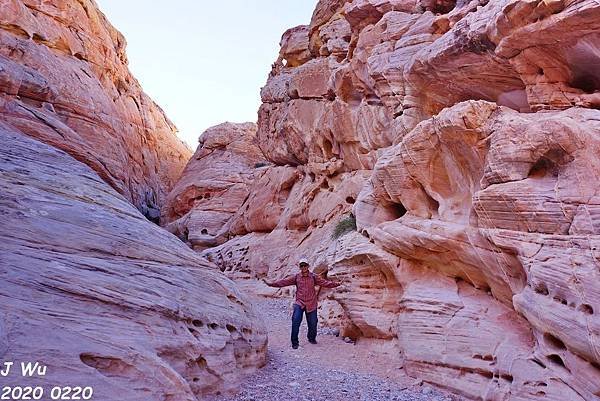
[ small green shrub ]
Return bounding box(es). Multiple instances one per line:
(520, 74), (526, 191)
(332, 213), (356, 239)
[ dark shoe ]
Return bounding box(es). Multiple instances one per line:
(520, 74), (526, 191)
(292, 344), (299, 349)
(309, 339), (317, 344)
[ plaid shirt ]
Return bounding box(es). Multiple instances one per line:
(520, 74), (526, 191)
(270, 272), (340, 312)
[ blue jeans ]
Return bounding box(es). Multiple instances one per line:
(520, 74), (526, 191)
(291, 304), (318, 346)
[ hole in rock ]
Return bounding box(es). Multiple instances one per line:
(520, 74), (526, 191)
(226, 324), (237, 333)
(591, 361), (600, 371)
(544, 333), (566, 350)
(32, 33), (46, 42)
(481, 370), (494, 379)
(578, 304), (594, 315)
(570, 73), (600, 93)
(553, 295), (568, 305)
(534, 283), (549, 296)
(208, 323), (219, 330)
(535, 148), (572, 177)
(289, 88), (299, 99)
(201, 229), (208, 235)
(323, 138), (334, 159)
(80, 354), (133, 376)
(193, 377), (199, 382)
(192, 320), (203, 327)
(242, 327), (252, 335)
(196, 357), (207, 368)
(337, 74), (363, 105)
(390, 202), (407, 219)
(501, 374), (514, 383)
(425, 194), (439, 215)
(178, 228), (189, 242)
(547, 354), (568, 370)
(430, 0), (457, 14)
(346, 196), (355, 204)
(529, 157), (557, 178)
(531, 358), (547, 369)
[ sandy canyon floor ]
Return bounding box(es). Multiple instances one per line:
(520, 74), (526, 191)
(206, 297), (465, 401)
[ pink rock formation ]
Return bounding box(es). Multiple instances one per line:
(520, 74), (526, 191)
(0, 1), (268, 398)
(161, 122), (266, 249)
(163, 0), (600, 399)
(0, 124), (267, 400)
(0, 0), (191, 220)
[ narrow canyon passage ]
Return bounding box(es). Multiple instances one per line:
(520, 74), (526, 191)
(3, 0), (600, 399)
(205, 297), (463, 401)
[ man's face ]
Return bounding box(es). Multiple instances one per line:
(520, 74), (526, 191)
(299, 263), (309, 274)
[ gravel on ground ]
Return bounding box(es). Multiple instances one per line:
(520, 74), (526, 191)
(205, 297), (465, 401)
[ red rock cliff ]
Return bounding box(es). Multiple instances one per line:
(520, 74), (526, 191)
(164, 0), (600, 399)
(0, 0), (191, 220)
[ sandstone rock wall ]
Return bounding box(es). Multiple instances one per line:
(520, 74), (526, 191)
(0, 0), (192, 220)
(164, 0), (600, 399)
(0, 124), (267, 400)
(0, 1), (269, 399)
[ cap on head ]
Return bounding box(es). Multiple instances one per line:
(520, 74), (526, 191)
(298, 257), (310, 267)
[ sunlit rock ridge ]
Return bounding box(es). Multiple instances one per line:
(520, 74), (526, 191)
(163, 0), (600, 399)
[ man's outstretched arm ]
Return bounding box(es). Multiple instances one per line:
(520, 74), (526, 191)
(315, 275), (341, 288)
(264, 275), (296, 287)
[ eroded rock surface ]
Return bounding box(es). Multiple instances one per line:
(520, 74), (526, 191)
(164, 0), (600, 399)
(0, 1), (280, 399)
(0, 124), (267, 400)
(0, 0), (191, 219)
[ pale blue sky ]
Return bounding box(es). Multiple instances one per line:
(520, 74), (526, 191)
(96, 1), (317, 148)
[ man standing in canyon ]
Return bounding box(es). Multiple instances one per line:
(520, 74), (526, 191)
(264, 258), (341, 349)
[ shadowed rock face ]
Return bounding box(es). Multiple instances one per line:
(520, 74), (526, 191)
(0, 124), (267, 400)
(0, 0), (191, 220)
(163, 0), (600, 399)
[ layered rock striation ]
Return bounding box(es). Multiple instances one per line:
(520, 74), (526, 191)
(0, 0), (191, 220)
(1, 1), (268, 399)
(164, 0), (600, 399)
(0, 123), (267, 400)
